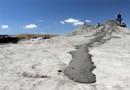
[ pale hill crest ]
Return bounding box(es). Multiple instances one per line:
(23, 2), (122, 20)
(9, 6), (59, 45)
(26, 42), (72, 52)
(68, 20), (130, 36)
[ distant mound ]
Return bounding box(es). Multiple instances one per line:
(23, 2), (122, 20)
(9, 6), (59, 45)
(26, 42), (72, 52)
(67, 24), (94, 36)
(68, 20), (129, 36)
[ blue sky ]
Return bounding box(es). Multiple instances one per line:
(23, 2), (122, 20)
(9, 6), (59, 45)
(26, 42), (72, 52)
(0, 0), (129, 35)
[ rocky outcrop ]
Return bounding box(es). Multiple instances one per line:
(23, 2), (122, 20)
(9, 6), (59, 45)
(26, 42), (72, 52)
(67, 24), (94, 36)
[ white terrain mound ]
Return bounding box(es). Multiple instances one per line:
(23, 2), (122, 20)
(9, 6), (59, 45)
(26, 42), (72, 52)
(0, 20), (130, 90)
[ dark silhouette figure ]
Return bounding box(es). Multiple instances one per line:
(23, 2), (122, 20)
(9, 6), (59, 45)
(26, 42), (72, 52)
(84, 22), (87, 25)
(116, 12), (122, 26)
(96, 22), (100, 29)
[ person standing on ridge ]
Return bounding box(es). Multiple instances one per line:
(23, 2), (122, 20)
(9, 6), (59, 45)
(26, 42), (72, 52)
(96, 22), (100, 29)
(116, 12), (122, 26)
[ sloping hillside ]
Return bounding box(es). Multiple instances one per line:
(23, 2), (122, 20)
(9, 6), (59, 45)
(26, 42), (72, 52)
(0, 20), (130, 90)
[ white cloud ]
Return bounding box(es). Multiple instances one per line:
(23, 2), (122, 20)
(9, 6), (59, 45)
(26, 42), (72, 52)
(1, 25), (9, 29)
(23, 24), (37, 29)
(60, 18), (86, 26)
(64, 18), (79, 23)
(60, 18), (92, 26)
(73, 21), (84, 26)
(60, 21), (65, 24)
(86, 20), (91, 23)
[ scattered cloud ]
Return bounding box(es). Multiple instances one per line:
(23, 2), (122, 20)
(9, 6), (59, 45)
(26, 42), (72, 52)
(0, 25), (9, 29)
(86, 20), (91, 23)
(64, 18), (79, 23)
(73, 21), (84, 26)
(60, 21), (65, 24)
(60, 18), (91, 26)
(23, 24), (37, 29)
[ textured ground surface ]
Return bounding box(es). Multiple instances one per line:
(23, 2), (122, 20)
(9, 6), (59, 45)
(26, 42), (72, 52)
(0, 24), (130, 90)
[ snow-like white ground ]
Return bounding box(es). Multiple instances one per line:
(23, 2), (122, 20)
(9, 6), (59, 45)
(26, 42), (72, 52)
(0, 27), (130, 90)
(90, 34), (130, 90)
(0, 33), (95, 90)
